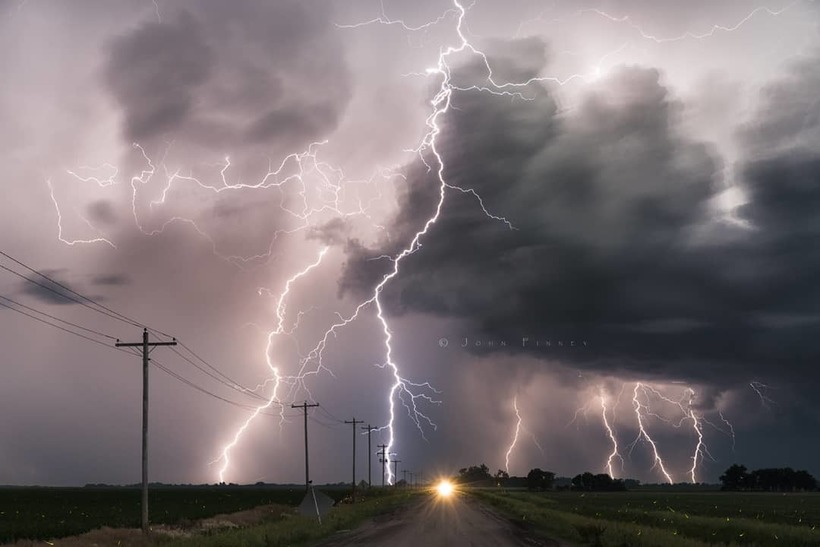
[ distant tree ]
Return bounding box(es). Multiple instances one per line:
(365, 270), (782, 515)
(793, 470), (818, 491)
(623, 479), (641, 490)
(457, 464), (493, 485)
(526, 468), (556, 491)
(572, 472), (596, 491)
(571, 473), (625, 491)
(721, 464), (816, 492)
(494, 469), (510, 487)
(749, 468), (818, 492)
(720, 464), (750, 491)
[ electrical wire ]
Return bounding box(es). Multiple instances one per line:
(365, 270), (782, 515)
(0, 294), (117, 341)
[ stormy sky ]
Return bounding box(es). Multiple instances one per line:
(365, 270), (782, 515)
(1, 0), (819, 486)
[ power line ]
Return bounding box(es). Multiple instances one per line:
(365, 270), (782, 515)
(168, 346), (270, 403)
(0, 299), (118, 350)
(0, 250), (172, 338)
(0, 294), (117, 341)
(151, 357), (295, 417)
(0, 261), (142, 329)
(317, 405), (345, 423)
(174, 342), (273, 401)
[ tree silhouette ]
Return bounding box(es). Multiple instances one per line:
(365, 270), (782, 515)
(526, 468), (555, 491)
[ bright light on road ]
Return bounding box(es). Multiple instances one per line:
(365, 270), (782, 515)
(436, 479), (454, 497)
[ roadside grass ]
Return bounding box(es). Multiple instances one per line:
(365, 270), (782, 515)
(0, 487), (345, 543)
(158, 489), (419, 547)
(473, 490), (820, 546)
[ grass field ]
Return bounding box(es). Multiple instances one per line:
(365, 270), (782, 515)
(473, 489), (820, 546)
(0, 486), (349, 543)
(160, 489), (418, 547)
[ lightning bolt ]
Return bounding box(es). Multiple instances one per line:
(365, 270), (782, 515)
(599, 388), (624, 478)
(750, 380), (776, 408)
(516, 2), (805, 44)
(46, 178), (117, 249)
(578, 3), (802, 44)
(719, 410), (737, 452)
(213, 247), (328, 483)
(503, 396), (543, 475)
(504, 397), (523, 475)
(629, 382), (674, 483)
(689, 408), (705, 483)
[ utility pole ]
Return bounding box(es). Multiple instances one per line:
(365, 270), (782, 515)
(344, 418), (364, 502)
(402, 469), (408, 487)
(377, 444), (387, 487)
(115, 328), (176, 534)
(392, 459), (401, 487)
(291, 401), (320, 492)
(361, 424), (377, 487)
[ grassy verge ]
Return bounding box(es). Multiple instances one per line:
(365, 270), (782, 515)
(0, 487), (328, 543)
(472, 490), (820, 546)
(158, 489), (419, 547)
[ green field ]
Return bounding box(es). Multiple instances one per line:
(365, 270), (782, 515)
(0, 486), (346, 543)
(473, 489), (820, 546)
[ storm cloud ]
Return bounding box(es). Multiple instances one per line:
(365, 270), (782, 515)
(341, 40), (820, 398)
(2, 0), (819, 486)
(104, 0), (352, 153)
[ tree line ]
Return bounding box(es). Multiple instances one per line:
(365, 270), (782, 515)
(720, 464), (817, 492)
(454, 464), (629, 491)
(455, 463), (818, 492)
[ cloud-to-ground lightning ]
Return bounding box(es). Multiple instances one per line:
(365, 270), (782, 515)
(599, 388), (624, 478)
(213, 247), (328, 483)
(629, 383), (674, 483)
(504, 397), (523, 474)
(504, 396), (543, 474)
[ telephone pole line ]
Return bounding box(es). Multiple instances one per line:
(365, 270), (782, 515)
(291, 401), (320, 492)
(115, 328), (176, 534)
(360, 424), (377, 487)
(392, 459), (401, 487)
(377, 444), (387, 488)
(344, 418), (364, 502)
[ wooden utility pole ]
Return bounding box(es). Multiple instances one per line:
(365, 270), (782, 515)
(115, 328), (176, 534)
(361, 424), (377, 487)
(344, 418), (364, 502)
(392, 459), (401, 486)
(377, 444), (387, 487)
(291, 401), (320, 492)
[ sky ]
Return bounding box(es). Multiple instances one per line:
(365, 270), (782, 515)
(1, 0), (819, 487)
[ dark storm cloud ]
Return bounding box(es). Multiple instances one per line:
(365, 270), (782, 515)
(86, 200), (119, 226)
(18, 269), (95, 305)
(104, 0), (351, 150)
(91, 274), (130, 287)
(340, 39), (820, 394)
(105, 11), (213, 142)
(308, 218), (351, 246)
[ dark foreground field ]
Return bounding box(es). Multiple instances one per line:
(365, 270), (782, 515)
(475, 489), (820, 546)
(2, 487), (820, 546)
(0, 485), (342, 543)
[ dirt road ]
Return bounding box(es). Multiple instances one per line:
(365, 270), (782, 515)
(318, 492), (558, 547)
